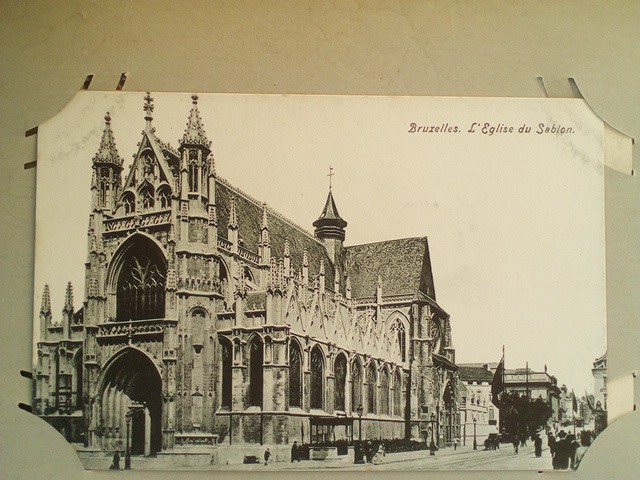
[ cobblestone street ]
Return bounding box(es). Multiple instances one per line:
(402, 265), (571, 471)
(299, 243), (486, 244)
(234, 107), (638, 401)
(79, 443), (556, 472)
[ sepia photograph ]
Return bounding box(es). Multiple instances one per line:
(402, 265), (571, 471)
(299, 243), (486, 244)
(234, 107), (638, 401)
(32, 91), (607, 471)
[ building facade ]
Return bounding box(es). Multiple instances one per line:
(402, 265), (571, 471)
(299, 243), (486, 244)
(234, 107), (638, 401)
(34, 94), (458, 460)
(592, 352), (607, 411)
(503, 367), (561, 427)
(456, 364), (499, 447)
(592, 352), (607, 434)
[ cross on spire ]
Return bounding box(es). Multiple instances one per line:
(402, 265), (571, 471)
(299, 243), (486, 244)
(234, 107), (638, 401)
(327, 166), (334, 190)
(143, 92), (154, 117)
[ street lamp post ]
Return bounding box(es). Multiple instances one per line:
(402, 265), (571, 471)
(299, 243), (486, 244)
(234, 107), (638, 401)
(354, 404), (365, 464)
(429, 413), (437, 456)
(473, 417), (477, 451)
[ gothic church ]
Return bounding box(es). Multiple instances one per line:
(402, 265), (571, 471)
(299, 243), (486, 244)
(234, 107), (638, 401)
(34, 93), (458, 461)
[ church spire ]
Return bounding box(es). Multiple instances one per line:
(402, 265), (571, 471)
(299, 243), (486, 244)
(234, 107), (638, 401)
(92, 112), (123, 167)
(313, 190), (347, 241)
(63, 281), (74, 313)
(313, 178), (348, 265)
(40, 284), (51, 315)
(181, 95), (212, 148)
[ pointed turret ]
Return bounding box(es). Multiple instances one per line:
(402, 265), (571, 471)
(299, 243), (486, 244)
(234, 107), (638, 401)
(283, 238), (291, 278)
(313, 188), (347, 265)
(179, 95), (212, 197)
(92, 113), (123, 167)
(228, 196), (239, 252)
(318, 259), (326, 294)
(229, 196), (239, 230)
(181, 95), (212, 149)
(62, 282), (74, 339)
(40, 284), (52, 316)
(302, 249), (309, 285)
(260, 203), (270, 245)
(39, 284), (53, 342)
(91, 113), (123, 212)
(313, 190), (347, 240)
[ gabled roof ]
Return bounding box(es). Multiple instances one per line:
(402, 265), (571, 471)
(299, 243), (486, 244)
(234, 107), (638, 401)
(344, 237), (436, 299)
(122, 130), (176, 191)
(216, 178), (335, 283)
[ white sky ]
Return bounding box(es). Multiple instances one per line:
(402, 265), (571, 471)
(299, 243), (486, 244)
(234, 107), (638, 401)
(34, 92), (605, 395)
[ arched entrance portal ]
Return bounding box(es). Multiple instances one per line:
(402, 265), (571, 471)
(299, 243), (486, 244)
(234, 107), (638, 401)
(99, 348), (162, 455)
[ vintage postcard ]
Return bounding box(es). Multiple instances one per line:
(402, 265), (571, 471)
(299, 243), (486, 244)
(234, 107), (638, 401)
(32, 91), (607, 471)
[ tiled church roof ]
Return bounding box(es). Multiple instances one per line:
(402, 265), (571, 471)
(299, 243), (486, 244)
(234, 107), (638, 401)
(457, 366), (494, 383)
(216, 179), (335, 283)
(344, 237), (436, 299)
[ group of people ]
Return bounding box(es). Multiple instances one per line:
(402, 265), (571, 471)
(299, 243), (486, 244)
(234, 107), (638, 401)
(547, 429), (591, 470)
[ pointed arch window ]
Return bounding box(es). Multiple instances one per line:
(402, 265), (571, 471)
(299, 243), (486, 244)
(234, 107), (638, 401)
(367, 363), (377, 414)
(122, 192), (135, 215)
(220, 339), (232, 408)
(99, 171), (111, 208)
(310, 346), (324, 410)
(394, 370), (403, 417)
(334, 353), (347, 411)
(116, 238), (166, 321)
(140, 185), (154, 210)
(351, 358), (363, 413)
(289, 341), (302, 408)
(248, 336), (263, 407)
(188, 150), (200, 193)
(391, 320), (407, 363)
(157, 186), (171, 209)
(380, 367), (390, 415)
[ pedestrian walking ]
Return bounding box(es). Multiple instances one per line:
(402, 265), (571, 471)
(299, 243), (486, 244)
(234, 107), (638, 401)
(534, 435), (542, 458)
(372, 444), (385, 465)
(566, 434), (579, 469)
(572, 437), (589, 470)
(547, 433), (556, 458)
(109, 450), (121, 470)
(291, 441), (299, 462)
(520, 433), (527, 447)
(512, 435), (519, 455)
(264, 448), (271, 466)
(552, 431), (570, 470)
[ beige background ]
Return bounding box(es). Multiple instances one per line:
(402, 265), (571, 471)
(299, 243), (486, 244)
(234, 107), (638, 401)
(1, 1), (639, 478)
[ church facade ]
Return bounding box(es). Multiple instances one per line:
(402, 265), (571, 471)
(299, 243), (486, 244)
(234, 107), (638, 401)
(34, 93), (458, 459)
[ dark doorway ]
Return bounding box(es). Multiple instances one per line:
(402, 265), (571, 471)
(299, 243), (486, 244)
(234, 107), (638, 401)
(131, 409), (146, 455)
(100, 348), (162, 455)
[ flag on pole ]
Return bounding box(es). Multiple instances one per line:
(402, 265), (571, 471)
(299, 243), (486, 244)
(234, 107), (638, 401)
(585, 390), (594, 412)
(572, 389), (579, 414)
(491, 354), (505, 407)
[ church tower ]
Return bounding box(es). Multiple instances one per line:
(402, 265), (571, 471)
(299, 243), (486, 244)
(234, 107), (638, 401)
(179, 95), (213, 202)
(91, 113), (123, 214)
(313, 188), (347, 267)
